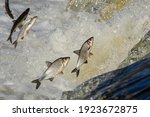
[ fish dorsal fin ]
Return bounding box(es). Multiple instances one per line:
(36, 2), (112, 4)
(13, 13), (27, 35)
(84, 60), (88, 64)
(45, 61), (52, 67)
(73, 50), (80, 55)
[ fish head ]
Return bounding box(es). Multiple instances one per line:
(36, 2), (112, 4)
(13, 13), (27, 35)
(86, 37), (94, 49)
(26, 8), (30, 13)
(62, 57), (70, 67)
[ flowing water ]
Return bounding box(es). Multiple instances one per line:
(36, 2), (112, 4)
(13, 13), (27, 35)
(0, 0), (150, 99)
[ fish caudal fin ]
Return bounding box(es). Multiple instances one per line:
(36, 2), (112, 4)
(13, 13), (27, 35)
(71, 68), (80, 77)
(31, 79), (41, 89)
(7, 35), (12, 43)
(12, 40), (18, 48)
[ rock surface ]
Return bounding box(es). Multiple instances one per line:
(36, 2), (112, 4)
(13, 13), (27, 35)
(61, 31), (150, 100)
(66, 0), (129, 20)
(119, 30), (150, 68)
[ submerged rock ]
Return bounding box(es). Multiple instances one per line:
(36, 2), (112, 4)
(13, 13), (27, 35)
(62, 30), (150, 100)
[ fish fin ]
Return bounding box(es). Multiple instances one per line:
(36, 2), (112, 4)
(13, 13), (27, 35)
(60, 71), (64, 74)
(71, 68), (80, 77)
(48, 77), (54, 82)
(73, 50), (80, 55)
(7, 35), (12, 43)
(12, 40), (18, 48)
(45, 61), (52, 67)
(84, 60), (88, 64)
(31, 79), (41, 89)
(89, 52), (93, 56)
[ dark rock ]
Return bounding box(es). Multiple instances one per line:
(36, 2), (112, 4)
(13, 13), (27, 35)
(62, 58), (150, 99)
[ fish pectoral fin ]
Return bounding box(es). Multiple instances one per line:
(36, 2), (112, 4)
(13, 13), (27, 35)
(12, 40), (18, 48)
(60, 71), (64, 74)
(90, 52), (93, 56)
(48, 77), (54, 82)
(73, 50), (80, 55)
(45, 61), (52, 67)
(84, 60), (88, 64)
(21, 36), (24, 40)
(89, 52), (93, 57)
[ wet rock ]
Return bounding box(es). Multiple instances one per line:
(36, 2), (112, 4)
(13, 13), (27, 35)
(119, 30), (150, 68)
(62, 58), (150, 99)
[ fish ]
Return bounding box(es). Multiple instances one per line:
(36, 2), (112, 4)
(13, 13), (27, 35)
(5, 0), (14, 19)
(71, 37), (94, 77)
(31, 57), (70, 89)
(7, 8), (30, 43)
(13, 16), (38, 48)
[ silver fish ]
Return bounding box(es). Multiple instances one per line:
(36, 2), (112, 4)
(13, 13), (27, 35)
(5, 0), (14, 19)
(71, 37), (94, 77)
(13, 16), (38, 48)
(7, 8), (30, 43)
(32, 57), (70, 89)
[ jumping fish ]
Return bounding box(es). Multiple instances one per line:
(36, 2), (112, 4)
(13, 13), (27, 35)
(13, 16), (38, 48)
(32, 57), (70, 89)
(7, 8), (30, 43)
(5, 0), (14, 19)
(71, 37), (94, 77)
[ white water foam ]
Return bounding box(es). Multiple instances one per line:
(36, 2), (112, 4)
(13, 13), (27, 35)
(0, 0), (150, 99)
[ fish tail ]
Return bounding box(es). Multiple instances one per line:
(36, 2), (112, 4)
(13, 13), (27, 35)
(12, 40), (18, 48)
(7, 35), (12, 43)
(31, 79), (41, 89)
(71, 68), (80, 77)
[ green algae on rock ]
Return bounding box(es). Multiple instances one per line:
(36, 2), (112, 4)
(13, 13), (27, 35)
(119, 30), (150, 68)
(66, 0), (129, 20)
